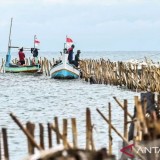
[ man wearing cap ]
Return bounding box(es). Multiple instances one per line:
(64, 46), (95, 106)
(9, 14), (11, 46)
(74, 50), (81, 67)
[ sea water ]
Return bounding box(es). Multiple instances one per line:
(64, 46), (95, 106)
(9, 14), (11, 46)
(0, 51), (159, 159)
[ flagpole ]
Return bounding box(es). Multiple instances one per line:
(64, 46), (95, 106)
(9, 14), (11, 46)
(34, 35), (36, 49)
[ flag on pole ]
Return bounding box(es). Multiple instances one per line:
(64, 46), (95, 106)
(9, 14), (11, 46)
(34, 35), (40, 47)
(66, 37), (73, 43)
(66, 36), (73, 49)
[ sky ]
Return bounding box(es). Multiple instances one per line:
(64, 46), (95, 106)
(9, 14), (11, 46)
(0, 0), (160, 51)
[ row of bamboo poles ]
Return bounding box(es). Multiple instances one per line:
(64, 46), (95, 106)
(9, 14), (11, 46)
(0, 108), (116, 160)
(1, 56), (160, 92)
(79, 59), (160, 92)
(0, 57), (58, 76)
(1, 93), (160, 159)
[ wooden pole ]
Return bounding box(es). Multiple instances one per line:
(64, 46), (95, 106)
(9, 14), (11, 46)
(39, 123), (45, 149)
(63, 119), (68, 149)
(2, 128), (9, 160)
(97, 108), (145, 160)
(10, 113), (42, 150)
(50, 124), (72, 148)
(26, 122), (35, 154)
(108, 103), (112, 155)
(0, 58), (4, 73)
(86, 108), (90, 150)
(113, 97), (132, 119)
(71, 118), (78, 148)
(47, 123), (52, 148)
(86, 108), (95, 150)
(34, 35), (36, 49)
(54, 117), (60, 144)
(124, 99), (128, 140)
(97, 108), (127, 141)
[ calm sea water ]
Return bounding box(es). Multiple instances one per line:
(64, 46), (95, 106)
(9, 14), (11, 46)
(0, 51), (159, 159)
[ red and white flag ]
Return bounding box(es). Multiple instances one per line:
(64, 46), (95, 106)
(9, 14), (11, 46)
(34, 35), (40, 47)
(66, 36), (73, 49)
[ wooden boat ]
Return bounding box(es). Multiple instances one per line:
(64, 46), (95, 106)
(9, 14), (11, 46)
(5, 18), (41, 73)
(50, 52), (80, 79)
(5, 47), (40, 73)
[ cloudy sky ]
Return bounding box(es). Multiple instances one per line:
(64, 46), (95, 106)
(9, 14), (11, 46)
(0, 0), (160, 51)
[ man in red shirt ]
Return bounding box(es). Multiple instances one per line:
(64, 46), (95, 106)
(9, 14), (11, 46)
(18, 47), (25, 65)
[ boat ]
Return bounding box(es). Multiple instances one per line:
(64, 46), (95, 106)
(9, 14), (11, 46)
(5, 47), (41, 73)
(50, 50), (80, 79)
(5, 18), (41, 73)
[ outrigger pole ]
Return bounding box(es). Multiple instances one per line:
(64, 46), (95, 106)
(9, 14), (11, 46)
(9, 46), (39, 51)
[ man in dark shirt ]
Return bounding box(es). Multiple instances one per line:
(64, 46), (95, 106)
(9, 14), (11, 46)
(74, 50), (81, 67)
(67, 44), (75, 64)
(18, 47), (25, 65)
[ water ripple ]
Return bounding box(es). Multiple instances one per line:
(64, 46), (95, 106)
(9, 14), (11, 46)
(0, 69), (140, 160)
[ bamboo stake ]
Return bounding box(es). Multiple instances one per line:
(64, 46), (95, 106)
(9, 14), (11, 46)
(97, 108), (145, 160)
(108, 103), (112, 155)
(71, 118), (78, 148)
(86, 108), (91, 150)
(2, 128), (9, 160)
(54, 117), (60, 144)
(39, 123), (45, 149)
(63, 119), (68, 149)
(0, 58), (4, 73)
(10, 113), (42, 150)
(44, 58), (47, 76)
(86, 108), (95, 150)
(46, 59), (50, 76)
(47, 123), (52, 148)
(50, 124), (72, 148)
(113, 97), (132, 119)
(26, 122), (35, 154)
(2, 60), (5, 73)
(124, 99), (128, 140)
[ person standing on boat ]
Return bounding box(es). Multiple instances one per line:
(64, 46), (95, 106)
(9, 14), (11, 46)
(18, 47), (25, 65)
(67, 44), (75, 64)
(74, 50), (81, 67)
(31, 48), (39, 65)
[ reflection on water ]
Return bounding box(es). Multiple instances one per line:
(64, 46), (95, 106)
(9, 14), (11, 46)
(0, 72), (139, 160)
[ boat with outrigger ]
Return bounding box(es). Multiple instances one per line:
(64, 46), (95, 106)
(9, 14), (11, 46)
(5, 18), (41, 73)
(5, 47), (41, 73)
(50, 43), (80, 79)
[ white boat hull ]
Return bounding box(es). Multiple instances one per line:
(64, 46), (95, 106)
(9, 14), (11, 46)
(50, 54), (80, 79)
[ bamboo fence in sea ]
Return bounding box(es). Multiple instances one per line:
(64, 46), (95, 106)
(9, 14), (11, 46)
(1, 57), (160, 92)
(79, 59), (160, 92)
(1, 94), (160, 159)
(0, 108), (116, 160)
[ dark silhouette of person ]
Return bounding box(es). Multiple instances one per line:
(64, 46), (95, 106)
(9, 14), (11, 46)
(74, 50), (81, 67)
(67, 44), (75, 64)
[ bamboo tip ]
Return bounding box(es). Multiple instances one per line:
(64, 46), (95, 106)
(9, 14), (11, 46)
(9, 112), (14, 117)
